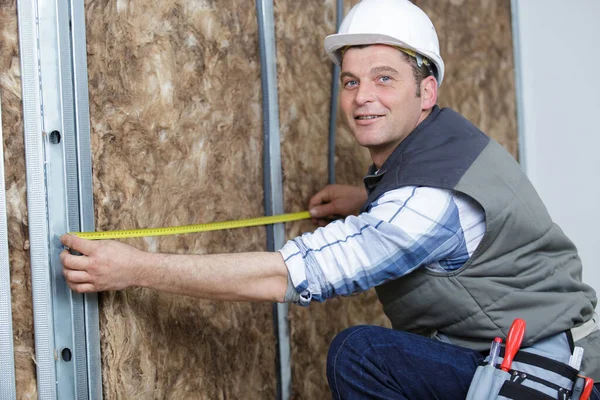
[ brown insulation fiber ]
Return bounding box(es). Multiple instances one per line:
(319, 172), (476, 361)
(421, 0), (518, 157)
(1, 0), (38, 397)
(1, 0), (516, 397)
(85, 0), (276, 398)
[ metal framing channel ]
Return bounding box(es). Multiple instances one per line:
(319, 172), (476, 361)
(256, 1), (291, 399)
(0, 93), (17, 399)
(69, 0), (102, 396)
(17, 0), (101, 398)
(510, 0), (527, 170)
(327, 0), (344, 185)
(17, 0), (57, 395)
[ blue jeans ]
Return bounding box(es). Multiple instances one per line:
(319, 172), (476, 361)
(327, 325), (600, 400)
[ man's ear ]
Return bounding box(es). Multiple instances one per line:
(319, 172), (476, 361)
(420, 75), (438, 110)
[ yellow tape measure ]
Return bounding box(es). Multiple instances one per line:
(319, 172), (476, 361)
(70, 211), (312, 240)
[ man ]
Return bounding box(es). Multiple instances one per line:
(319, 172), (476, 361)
(61, 0), (599, 398)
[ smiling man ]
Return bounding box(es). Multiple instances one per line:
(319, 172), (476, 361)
(339, 45), (436, 168)
(60, 0), (599, 398)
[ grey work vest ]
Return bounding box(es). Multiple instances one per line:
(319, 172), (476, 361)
(362, 106), (599, 379)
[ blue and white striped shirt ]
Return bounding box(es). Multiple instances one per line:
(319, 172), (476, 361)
(279, 186), (486, 306)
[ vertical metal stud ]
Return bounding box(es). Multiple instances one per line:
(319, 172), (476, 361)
(328, 0), (344, 185)
(17, 0), (57, 396)
(0, 93), (17, 399)
(69, 0), (102, 396)
(256, 1), (291, 399)
(510, 0), (527, 169)
(17, 0), (101, 398)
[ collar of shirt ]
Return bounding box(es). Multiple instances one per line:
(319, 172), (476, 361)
(362, 106), (442, 195)
(364, 167), (386, 194)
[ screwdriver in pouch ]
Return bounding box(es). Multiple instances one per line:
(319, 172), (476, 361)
(580, 377), (594, 400)
(487, 337), (502, 367)
(501, 318), (526, 372)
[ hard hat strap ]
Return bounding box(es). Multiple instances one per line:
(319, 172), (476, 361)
(394, 47), (430, 67)
(396, 47), (435, 78)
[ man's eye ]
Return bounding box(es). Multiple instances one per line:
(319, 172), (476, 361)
(379, 76), (391, 83)
(344, 80), (358, 88)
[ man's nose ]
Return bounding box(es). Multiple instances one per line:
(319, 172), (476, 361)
(355, 82), (376, 105)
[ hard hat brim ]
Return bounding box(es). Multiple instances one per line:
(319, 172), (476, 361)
(325, 33), (416, 65)
(324, 33), (444, 86)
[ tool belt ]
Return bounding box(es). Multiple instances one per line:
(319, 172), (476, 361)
(466, 318), (596, 400)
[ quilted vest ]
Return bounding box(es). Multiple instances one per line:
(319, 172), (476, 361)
(361, 106), (599, 378)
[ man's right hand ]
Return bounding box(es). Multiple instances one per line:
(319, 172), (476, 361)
(308, 184), (367, 226)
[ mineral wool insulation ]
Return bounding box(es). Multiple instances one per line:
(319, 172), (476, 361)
(0, 0), (515, 398)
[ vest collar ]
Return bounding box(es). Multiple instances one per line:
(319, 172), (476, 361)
(363, 105), (442, 194)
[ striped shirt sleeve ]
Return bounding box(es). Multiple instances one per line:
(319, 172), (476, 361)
(279, 186), (485, 306)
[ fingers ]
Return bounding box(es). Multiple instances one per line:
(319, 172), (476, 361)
(61, 254), (102, 293)
(67, 283), (97, 294)
(63, 268), (91, 284)
(308, 186), (333, 210)
(60, 248), (89, 271)
(62, 260), (97, 292)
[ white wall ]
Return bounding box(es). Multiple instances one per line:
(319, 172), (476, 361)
(512, 0), (600, 306)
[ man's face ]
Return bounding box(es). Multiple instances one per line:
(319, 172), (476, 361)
(340, 44), (428, 167)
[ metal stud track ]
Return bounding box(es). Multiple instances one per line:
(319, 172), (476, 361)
(0, 93), (17, 399)
(17, 0), (101, 398)
(328, 0), (344, 185)
(256, 1), (292, 399)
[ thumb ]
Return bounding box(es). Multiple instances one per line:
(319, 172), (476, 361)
(60, 234), (94, 255)
(310, 202), (338, 219)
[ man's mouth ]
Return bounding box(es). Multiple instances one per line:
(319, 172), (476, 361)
(355, 115), (384, 120)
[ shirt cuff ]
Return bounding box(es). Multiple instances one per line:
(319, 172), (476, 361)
(282, 272), (301, 303)
(279, 239), (313, 307)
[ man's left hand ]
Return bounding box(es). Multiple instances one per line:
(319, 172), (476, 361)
(60, 234), (145, 293)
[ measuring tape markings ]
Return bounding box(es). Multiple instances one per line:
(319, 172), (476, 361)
(70, 211), (312, 240)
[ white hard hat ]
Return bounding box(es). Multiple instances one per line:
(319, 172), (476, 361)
(324, 0), (445, 86)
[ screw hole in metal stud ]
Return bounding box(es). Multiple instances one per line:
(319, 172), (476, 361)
(49, 130), (61, 144)
(61, 347), (72, 362)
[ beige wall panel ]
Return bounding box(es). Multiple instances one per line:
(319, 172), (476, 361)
(85, 0), (275, 397)
(0, 0), (37, 397)
(419, 0), (518, 157)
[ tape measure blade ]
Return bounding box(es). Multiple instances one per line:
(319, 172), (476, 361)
(70, 211), (311, 240)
